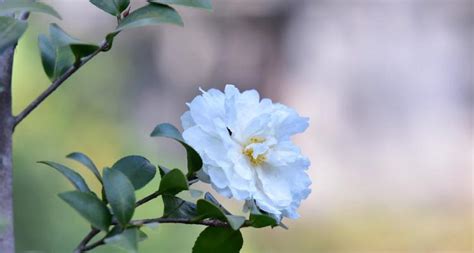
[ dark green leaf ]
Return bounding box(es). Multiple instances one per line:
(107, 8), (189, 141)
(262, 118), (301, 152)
(196, 199), (225, 220)
(204, 192), (231, 215)
(37, 34), (55, 79)
(149, 0), (212, 10)
(59, 191), (111, 231)
(0, 0), (61, 19)
(0, 16), (27, 53)
(52, 45), (75, 78)
(66, 152), (102, 182)
(69, 43), (100, 60)
(103, 168), (136, 227)
(249, 213), (277, 228)
(39, 25), (74, 80)
(192, 227), (243, 253)
(138, 229), (148, 242)
(104, 227), (139, 253)
(39, 24), (99, 80)
(195, 199), (245, 230)
(106, 224), (122, 238)
(49, 23), (80, 46)
(38, 161), (90, 192)
(162, 195), (197, 218)
(116, 3), (183, 32)
(158, 169), (188, 195)
(112, 156), (156, 190)
(150, 123), (202, 178)
(246, 200), (279, 228)
(90, 0), (130, 16)
(245, 200), (280, 229)
(49, 24), (99, 62)
(158, 165), (171, 177)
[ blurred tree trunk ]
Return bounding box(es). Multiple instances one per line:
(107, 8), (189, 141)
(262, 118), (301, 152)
(0, 44), (15, 253)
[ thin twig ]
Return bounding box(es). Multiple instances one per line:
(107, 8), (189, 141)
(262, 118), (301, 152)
(135, 178), (199, 207)
(76, 218), (251, 252)
(136, 190), (160, 207)
(130, 217), (251, 227)
(13, 40), (110, 129)
(80, 236), (106, 252)
(73, 228), (100, 253)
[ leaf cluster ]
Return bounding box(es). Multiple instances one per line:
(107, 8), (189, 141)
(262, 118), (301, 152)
(40, 123), (281, 252)
(0, 0), (212, 78)
(0, 1), (288, 252)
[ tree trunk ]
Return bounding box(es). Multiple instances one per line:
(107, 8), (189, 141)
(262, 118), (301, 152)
(0, 45), (15, 252)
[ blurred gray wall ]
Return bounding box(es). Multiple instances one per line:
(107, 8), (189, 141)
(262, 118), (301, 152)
(124, 0), (473, 212)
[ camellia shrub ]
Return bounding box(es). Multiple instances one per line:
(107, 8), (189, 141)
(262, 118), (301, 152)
(0, 1), (311, 253)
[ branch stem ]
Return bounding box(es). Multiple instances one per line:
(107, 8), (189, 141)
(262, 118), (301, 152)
(135, 190), (160, 207)
(76, 218), (250, 252)
(13, 40), (110, 129)
(73, 228), (100, 253)
(135, 177), (198, 207)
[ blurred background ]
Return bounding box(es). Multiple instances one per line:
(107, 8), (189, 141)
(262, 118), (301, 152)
(10, 0), (472, 252)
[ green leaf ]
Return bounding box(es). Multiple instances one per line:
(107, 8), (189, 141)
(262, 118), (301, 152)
(38, 161), (90, 192)
(249, 213), (277, 228)
(66, 152), (102, 182)
(195, 199), (245, 230)
(192, 227), (243, 253)
(158, 165), (171, 177)
(38, 25), (75, 80)
(49, 24), (99, 62)
(116, 3), (183, 32)
(158, 169), (188, 195)
(59, 191), (111, 231)
(39, 24), (99, 80)
(138, 229), (148, 242)
(245, 200), (280, 228)
(104, 227), (139, 253)
(112, 156), (156, 190)
(162, 195), (197, 219)
(196, 199), (225, 220)
(52, 45), (75, 78)
(37, 34), (55, 79)
(204, 192), (231, 215)
(149, 0), (212, 10)
(151, 123), (202, 178)
(90, 0), (130, 16)
(0, 16), (27, 53)
(245, 200), (279, 228)
(103, 168), (136, 227)
(69, 43), (100, 60)
(49, 23), (80, 46)
(0, 0), (61, 19)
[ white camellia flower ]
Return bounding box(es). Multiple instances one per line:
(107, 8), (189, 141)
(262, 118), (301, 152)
(181, 85), (311, 219)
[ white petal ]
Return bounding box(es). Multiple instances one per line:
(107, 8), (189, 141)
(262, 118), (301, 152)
(180, 111), (195, 130)
(180, 85), (312, 219)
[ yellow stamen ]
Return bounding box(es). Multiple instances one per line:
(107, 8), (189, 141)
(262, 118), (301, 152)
(249, 136), (265, 144)
(243, 136), (267, 166)
(243, 148), (267, 166)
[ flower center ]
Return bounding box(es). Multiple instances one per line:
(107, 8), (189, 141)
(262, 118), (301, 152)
(243, 137), (267, 166)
